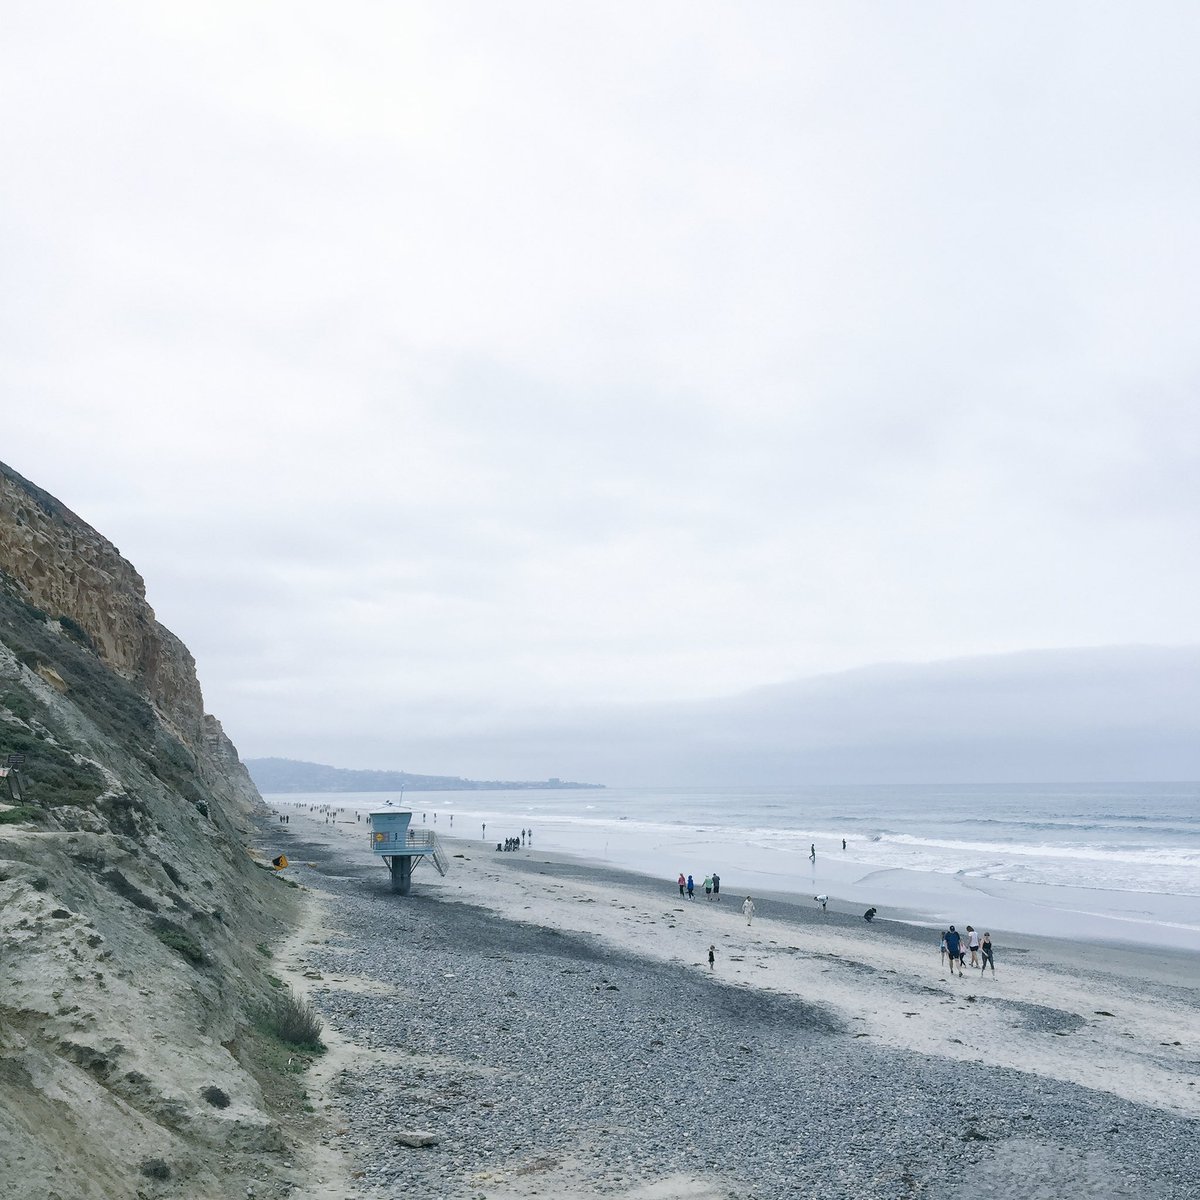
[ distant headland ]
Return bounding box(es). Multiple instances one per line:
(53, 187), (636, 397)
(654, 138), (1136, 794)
(245, 757), (605, 793)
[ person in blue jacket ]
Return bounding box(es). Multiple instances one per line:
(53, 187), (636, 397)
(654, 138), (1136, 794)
(686, 874), (695, 900)
(944, 925), (963, 976)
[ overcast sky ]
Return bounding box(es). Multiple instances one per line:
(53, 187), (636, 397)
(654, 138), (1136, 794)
(3, 4), (1198, 776)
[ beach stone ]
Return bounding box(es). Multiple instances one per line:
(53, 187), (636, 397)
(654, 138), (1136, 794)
(286, 825), (1200, 1200)
(393, 1130), (439, 1148)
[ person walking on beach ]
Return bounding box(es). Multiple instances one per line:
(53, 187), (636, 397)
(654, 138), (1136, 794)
(940, 931), (948, 966)
(810, 843), (816, 863)
(945, 925), (963, 976)
(703, 874), (713, 899)
(966, 926), (980, 969)
(687, 874), (695, 900)
(842, 838), (846, 851)
(708, 944), (715, 970)
(742, 896), (755, 925)
(980, 932), (995, 974)
(678, 872), (686, 897)
(712, 872), (721, 901)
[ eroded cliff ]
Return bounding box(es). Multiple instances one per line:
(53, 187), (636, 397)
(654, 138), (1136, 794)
(0, 461), (312, 1200)
(0, 464), (209, 747)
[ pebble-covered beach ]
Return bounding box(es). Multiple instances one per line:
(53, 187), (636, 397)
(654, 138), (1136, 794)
(273, 821), (1200, 1200)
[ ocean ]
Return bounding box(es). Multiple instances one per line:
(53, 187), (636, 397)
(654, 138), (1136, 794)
(268, 781), (1200, 952)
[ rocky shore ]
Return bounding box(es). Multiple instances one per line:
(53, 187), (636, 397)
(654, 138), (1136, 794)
(269, 814), (1200, 1200)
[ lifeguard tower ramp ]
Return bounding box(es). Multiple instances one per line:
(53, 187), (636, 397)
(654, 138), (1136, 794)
(369, 810), (449, 894)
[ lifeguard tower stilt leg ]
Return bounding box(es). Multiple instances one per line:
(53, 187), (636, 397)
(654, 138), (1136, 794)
(388, 855), (413, 895)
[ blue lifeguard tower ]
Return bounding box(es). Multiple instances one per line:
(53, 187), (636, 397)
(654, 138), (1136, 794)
(369, 810), (449, 894)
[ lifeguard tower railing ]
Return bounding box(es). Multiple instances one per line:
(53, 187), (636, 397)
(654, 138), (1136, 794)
(369, 810), (449, 894)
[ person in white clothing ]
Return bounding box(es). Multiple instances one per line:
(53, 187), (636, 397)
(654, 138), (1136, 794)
(742, 896), (756, 925)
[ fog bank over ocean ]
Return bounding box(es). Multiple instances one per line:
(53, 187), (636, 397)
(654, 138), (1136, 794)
(280, 644), (1200, 787)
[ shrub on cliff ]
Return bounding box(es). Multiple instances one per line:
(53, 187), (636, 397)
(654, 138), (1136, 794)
(154, 925), (205, 964)
(2, 689), (36, 721)
(139, 1158), (171, 1180)
(0, 705), (105, 807)
(0, 805), (49, 825)
(258, 987), (324, 1052)
(56, 614), (95, 652)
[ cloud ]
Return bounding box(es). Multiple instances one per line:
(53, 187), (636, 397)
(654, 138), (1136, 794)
(1, 4), (1198, 772)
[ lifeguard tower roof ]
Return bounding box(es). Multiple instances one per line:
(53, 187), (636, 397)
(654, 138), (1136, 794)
(369, 808), (414, 836)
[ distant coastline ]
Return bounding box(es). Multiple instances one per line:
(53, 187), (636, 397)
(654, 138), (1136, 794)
(244, 756), (605, 793)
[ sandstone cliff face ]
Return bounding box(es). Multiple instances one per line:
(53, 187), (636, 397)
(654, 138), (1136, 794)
(0, 460), (308, 1200)
(0, 462), (207, 748)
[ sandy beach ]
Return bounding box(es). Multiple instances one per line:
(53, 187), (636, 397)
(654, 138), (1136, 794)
(264, 806), (1200, 1200)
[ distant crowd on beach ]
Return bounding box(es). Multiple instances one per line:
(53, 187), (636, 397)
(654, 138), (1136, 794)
(676, 836), (873, 937)
(495, 827), (533, 852)
(941, 924), (995, 974)
(677, 872), (723, 901)
(675, 835), (853, 905)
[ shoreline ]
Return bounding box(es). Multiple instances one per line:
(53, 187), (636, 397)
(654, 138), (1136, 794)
(263, 805), (1200, 1199)
(264, 791), (1200, 954)
(274, 796), (1200, 984)
(497, 838), (1200, 994)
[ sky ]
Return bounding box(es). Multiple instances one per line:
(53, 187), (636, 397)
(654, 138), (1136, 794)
(3, 4), (1198, 780)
